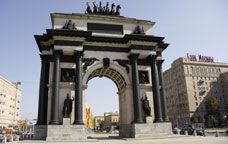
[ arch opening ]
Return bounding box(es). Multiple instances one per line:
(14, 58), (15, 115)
(87, 67), (127, 92)
(86, 77), (119, 133)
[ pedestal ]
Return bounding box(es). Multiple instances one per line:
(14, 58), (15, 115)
(63, 118), (71, 125)
(46, 125), (87, 141)
(119, 120), (172, 138)
(34, 125), (47, 140)
(46, 118), (87, 141)
(132, 122), (172, 138)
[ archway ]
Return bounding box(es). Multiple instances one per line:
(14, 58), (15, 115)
(82, 62), (134, 137)
(86, 77), (119, 132)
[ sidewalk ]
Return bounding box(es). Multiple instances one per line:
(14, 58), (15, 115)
(12, 135), (228, 144)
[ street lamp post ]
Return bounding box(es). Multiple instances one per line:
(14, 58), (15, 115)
(224, 114), (227, 129)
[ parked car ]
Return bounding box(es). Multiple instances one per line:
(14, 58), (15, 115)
(180, 127), (194, 135)
(180, 126), (203, 136)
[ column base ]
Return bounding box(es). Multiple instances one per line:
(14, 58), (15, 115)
(49, 120), (60, 125)
(134, 119), (144, 124)
(163, 118), (169, 122)
(73, 120), (84, 125)
(154, 118), (163, 122)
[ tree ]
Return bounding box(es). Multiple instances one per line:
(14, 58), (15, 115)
(205, 96), (218, 116)
(205, 96), (219, 127)
(191, 115), (199, 123)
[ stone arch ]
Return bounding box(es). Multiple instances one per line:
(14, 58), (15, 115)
(82, 61), (134, 127)
(82, 62), (131, 88)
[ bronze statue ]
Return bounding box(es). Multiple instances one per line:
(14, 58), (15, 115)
(62, 20), (77, 30)
(133, 25), (145, 34)
(115, 5), (121, 16)
(93, 1), (98, 13)
(110, 3), (116, 15)
(141, 96), (151, 116)
(98, 1), (103, 14)
(62, 94), (74, 118)
(105, 2), (110, 14)
(86, 2), (92, 13)
(85, 2), (121, 16)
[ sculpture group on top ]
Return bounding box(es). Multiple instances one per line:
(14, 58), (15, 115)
(62, 20), (77, 30)
(86, 1), (121, 16)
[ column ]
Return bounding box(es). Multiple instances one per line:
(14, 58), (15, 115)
(43, 58), (50, 124)
(157, 60), (169, 121)
(150, 55), (163, 122)
(50, 50), (61, 125)
(37, 55), (48, 125)
(129, 54), (144, 123)
(73, 51), (84, 125)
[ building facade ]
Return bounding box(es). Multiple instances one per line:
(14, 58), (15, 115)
(103, 112), (120, 131)
(94, 112), (119, 132)
(221, 71), (228, 113)
(0, 75), (21, 128)
(164, 56), (228, 127)
(94, 116), (104, 131)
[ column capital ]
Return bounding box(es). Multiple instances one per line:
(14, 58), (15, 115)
(40, 55), (49, 62)
(157, 59), (164, 66)
(148, 55), (158, 61)
(129, 53), (139, 59)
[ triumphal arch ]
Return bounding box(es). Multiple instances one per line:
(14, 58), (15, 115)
(34, 2), (172, 141)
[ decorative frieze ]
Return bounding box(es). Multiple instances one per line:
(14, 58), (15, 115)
(82, 58), (99, 72)
(113, 59), (129, 73)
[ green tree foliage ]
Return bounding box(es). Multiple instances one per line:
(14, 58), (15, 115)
(205, 96), (219, 127)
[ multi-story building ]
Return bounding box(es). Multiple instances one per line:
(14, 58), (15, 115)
(163, 55), (228, 127)
(0, 75), (21, 128)
(94, 116), (104, 131)
(93, 112), (119, 132)
(221, 71), (228, 113)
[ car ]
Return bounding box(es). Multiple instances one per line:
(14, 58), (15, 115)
(180, 127), (194, 135)
(180, 127), (204, 136)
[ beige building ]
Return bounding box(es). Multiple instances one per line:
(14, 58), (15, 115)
(94, 116), (105, 131)
(164, 56), (228, 127)
(94, 112), (120, 131)
(0, 75), (21, 128)
(221, 71), (228, 113)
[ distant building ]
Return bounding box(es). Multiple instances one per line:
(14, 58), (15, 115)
(103, 112), (119, 131)
(93, 112), (120, 132)
(94, 116), (104, 131)
(163, 56), (228, 127)
(221, 71), (228, 113)
(0, 75), (21, 128)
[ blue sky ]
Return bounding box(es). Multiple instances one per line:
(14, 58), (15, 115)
(0, 0), (228, 119)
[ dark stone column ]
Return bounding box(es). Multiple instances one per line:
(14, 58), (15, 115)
(43, 59), (50, 124)
(129, 54), (144, 123)
(150, 55), (163, 122)
(157, 60), (169, 122)
(50, 50), (61, 125)
(73, 51), (84, 125)
(37, 55), (48, 125)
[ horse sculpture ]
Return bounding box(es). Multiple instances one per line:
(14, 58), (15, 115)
(110, 3), (116, 15)
(105, 2), (110, 14)
(86, 2), (92, 13)
(115, 5), (121, 16)
(85, 1), (121, 16)
(93, 1), (98, 13)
